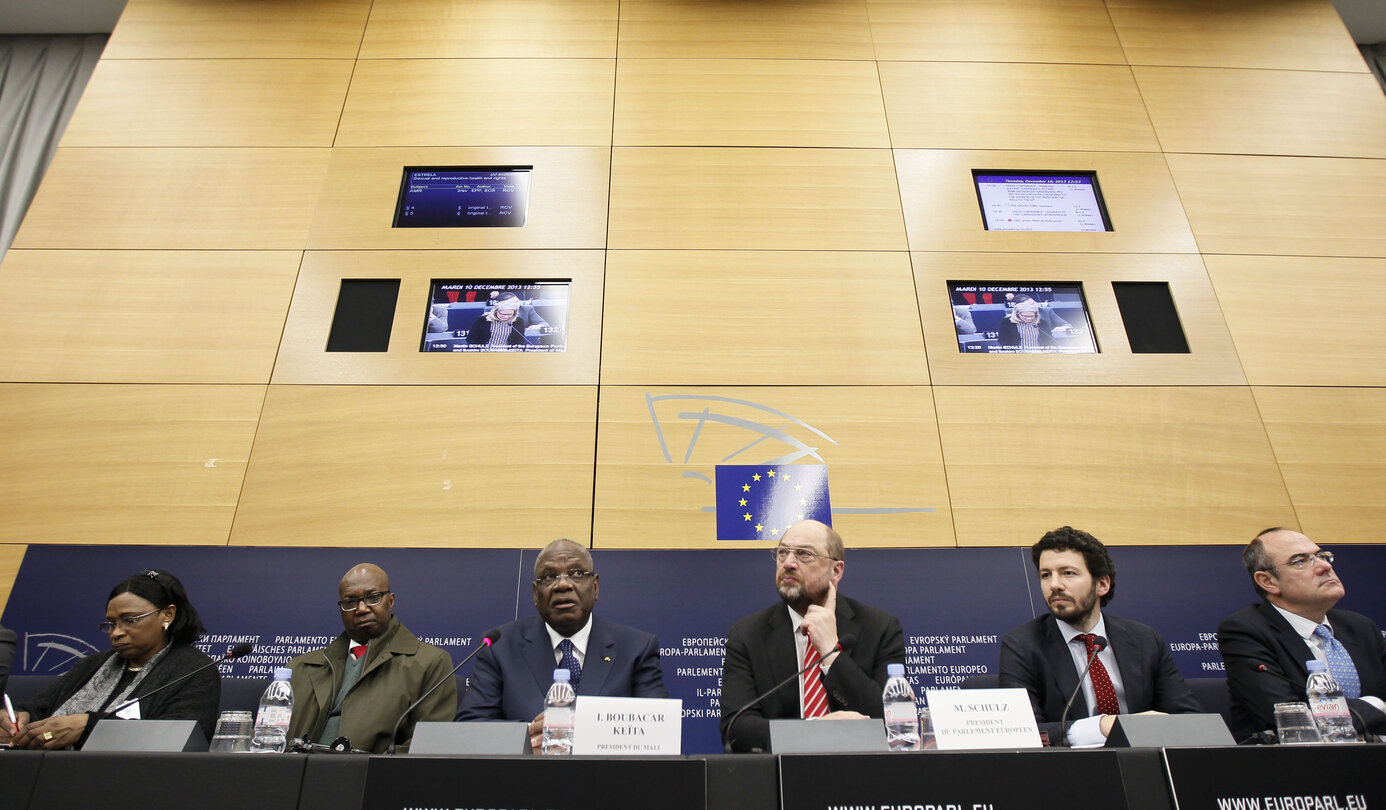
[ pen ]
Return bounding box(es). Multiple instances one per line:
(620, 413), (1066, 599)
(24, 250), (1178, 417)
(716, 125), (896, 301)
(3, 693), (15, 726)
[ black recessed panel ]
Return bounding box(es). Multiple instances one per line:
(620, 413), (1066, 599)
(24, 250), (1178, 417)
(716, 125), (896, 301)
(1112, 281), (1190, 354)
(326, 279), (400, 352)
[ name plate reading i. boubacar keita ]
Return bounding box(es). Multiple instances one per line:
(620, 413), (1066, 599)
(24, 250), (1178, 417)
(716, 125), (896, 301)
(926, 687), (1043, 750)
(573, 696), (683, 755)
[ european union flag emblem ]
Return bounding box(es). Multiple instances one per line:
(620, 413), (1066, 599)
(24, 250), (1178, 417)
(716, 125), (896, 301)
(714, 465), (831, 541)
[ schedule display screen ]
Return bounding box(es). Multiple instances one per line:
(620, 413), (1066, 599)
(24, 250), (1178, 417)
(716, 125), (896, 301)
(421, 278), (569, 353)
(948, 281), (1098, 354)
(973, 171), (1112, 232)
(393, 167), (531, 228)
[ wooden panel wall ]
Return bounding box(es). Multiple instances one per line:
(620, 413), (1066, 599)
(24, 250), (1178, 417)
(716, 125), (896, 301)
(1, 0), (1382, 594)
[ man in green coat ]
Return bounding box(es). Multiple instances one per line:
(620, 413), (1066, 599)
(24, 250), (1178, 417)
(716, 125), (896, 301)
(287, 563), (456, 753)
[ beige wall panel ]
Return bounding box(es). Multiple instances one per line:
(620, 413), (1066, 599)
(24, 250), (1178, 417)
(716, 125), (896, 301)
(273, 250), (603, 385)
(1254, 387), (1386, 544)
(618, 0), (874, 60)
(880, 62), (1158, 152)
(0, 384), (264, 545)
(867, 0), (1125, 64)
(593, 386), (954, 548)
(601, 251), (928, 385)
(609, 147), (906, 251)
(896, 150), (1198, 254)
(936, 386), (1295, 546)
(60, 60), (354, 148)
(0, 545), (26, 613)
(1207, 256), (1386, 387)
(230, 386), (596, 546)
(12, 148), (330, 251)
(104, 0), (372, 59)
(614, 59), (888, 148)
(306, 148), (609, 250)
(0, 251), (301, 384)
(1135, 67), (1386, 159)
(337, 59), (616, 147)
(1166, 154), (1386, 259)
(1106, 0), (1365, 72)
(359, 0), (618, 59)
(916, 253), (1246, 386)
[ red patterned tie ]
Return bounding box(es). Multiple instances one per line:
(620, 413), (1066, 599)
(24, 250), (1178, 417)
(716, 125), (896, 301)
(351, 644), (367, 659)
(1078, 633), (1120, 716)
(802, 641), (828, 718)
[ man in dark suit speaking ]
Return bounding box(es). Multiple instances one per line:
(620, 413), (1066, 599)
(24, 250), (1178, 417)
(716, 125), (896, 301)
(1218, 527), (1386, 741)
(456, 539), (667, 751)
(1000, 526), (1201, 746)
(719, 519), (906, 753)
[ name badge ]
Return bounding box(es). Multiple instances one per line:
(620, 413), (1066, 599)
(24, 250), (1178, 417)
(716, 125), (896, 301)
(926, 687), (1042, 750)
(573, 696), (682, 756)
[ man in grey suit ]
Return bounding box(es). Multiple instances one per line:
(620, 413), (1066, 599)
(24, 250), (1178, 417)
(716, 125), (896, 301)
(719, 520), (906, 753)
(1000, 526), (1201, 746)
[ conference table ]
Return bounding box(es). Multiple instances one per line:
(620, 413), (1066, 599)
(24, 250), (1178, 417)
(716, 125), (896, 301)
(3, 745), (1383, 810)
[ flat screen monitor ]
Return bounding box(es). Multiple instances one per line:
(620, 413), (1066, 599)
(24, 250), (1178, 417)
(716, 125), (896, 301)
(948, 282), (1098, 354)
(972, 170), (1112, 232)
(393, 166), (531, 228)
(421, 279), (569, 352)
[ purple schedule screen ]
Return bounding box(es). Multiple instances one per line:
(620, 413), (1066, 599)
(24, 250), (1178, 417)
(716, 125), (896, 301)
(394, 167), (531, 228)
(974, 172), (1112, 232)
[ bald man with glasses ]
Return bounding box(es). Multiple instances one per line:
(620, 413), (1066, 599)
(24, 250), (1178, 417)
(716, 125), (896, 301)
(1218, 528), (1386, 741)
(719, 520), (906, 752)
(286, 563), (457, 753)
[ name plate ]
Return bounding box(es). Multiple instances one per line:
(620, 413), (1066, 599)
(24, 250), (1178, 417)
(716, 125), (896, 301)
(573, 696), (682, 756)
(926, 687), (1042, 750)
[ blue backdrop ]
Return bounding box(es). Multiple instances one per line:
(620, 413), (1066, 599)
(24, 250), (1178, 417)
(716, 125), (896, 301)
(5, 544), (1385, 754)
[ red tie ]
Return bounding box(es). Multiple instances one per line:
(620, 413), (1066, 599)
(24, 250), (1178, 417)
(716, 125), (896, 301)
(801, 641), (828, 718)
(1077, 633), (1120, 716)
(351, 644), (367, 659)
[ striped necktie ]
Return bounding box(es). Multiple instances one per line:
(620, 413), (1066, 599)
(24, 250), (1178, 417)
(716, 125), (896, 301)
(802, 642), (828, 718)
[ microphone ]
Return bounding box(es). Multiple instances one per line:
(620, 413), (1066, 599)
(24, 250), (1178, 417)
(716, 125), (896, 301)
(722, 633), (856, 754)
(103, 642), (255, 719)
(1056, 634), (1108, 747)
(385, 629), (501, 755)
(1251, 661), (1378, 743)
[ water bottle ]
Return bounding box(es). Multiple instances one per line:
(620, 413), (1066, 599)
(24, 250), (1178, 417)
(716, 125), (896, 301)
(542, 668), (576, 755)
(250, 667), (295, 753)
(1305, 660), (1359, 743)
(882, 663), (921, 751)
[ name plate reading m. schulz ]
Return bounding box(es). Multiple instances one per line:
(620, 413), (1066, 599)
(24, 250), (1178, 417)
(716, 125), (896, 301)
(573, 696), (683, 755)
(926, 687), (1042, 750)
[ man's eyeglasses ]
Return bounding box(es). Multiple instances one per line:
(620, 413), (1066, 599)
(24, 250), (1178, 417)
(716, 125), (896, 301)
(98, 607), (163, 634)
(1269, 551), (1335, 571)
(773, 546), (838, 565)
(338, 591), (391, 612)
(535, 569), (595, 588)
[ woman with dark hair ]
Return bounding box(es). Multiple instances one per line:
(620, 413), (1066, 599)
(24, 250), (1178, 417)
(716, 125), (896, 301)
(0, 569), (221, 749)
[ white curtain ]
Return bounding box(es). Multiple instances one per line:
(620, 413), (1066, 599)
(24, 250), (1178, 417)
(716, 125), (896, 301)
(0, 34), (107, 260)
(1364, 43), (1386, 94)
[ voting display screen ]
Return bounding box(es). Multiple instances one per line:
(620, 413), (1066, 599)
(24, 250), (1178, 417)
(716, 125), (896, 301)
(948, 282), (1098, 354)
(421, 279), (570, 352)
(973, 171), (1112, 232)
(393, 167), (531, 228)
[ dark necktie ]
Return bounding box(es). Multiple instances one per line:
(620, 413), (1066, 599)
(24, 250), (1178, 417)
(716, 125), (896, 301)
(559, 638), (582, 689)
(1077, 633), (1120, 716)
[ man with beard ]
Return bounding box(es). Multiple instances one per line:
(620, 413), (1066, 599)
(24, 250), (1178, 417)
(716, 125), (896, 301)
(719, 520), (906, 753)
(999, 527), (1201, 746)
(1218, 528), (1386, 741)
(457, 539), (667, 753)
